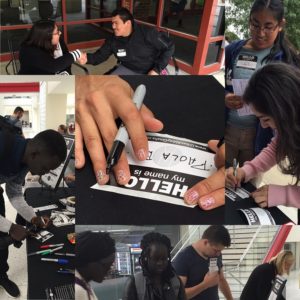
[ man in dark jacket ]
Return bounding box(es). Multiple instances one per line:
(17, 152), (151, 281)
(80, 8), (175, 75)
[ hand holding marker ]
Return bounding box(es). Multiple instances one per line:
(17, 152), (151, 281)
(106, 84), (146, 173)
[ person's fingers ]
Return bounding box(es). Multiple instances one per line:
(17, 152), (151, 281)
(140, 105), (164, 132)
(76, 99), (109, 185)
(208, 140), (225, 169)
(91, 99), (131, 186)
(75, 121), (85, 169)
(251, 185), (268, 208)
(116, 95), (149, 161)
(184, 167), (225, 205)
(225, 167), (237, 187)
(198, 188), (225, 210)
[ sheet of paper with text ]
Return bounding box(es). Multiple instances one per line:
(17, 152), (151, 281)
(91, 133), (217, 207)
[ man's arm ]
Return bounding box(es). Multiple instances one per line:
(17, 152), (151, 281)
(5, 178), (36, 225)
(87, 38), (113, 65)
(147, 30), (175, 74)
(218, 269), (233, 300)
(179, 272), (220, 300)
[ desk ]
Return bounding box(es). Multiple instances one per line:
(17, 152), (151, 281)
(25, 188), (75, 299)
(225, 182), (293, 224)
(77, 75), (225, 224)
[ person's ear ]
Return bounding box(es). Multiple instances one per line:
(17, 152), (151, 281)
(278, 18), (286, 32)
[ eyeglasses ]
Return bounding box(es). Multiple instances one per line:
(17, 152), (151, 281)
(52, 30), (61, 36)
(249, 20), (279, 34)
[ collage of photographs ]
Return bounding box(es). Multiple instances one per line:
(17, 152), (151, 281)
(0, 0), (299, 299)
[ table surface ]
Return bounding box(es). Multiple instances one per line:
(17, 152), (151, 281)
(25, 188), (75, 300)
(77, 75), (225, 224)
(225, 182), (293, 225)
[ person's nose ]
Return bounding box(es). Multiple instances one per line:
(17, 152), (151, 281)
(260, 120), (269, 128)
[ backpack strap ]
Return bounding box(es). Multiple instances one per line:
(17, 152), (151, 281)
(134, 271), (146, 300)
(75, 276), (92, 300)
(170, 275), (181, 298)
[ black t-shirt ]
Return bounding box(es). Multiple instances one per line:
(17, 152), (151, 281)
(173, 246), (223, 300)
(240, 262), (284, 300)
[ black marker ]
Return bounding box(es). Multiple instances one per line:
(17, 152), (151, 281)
(106, 84), (146, 174)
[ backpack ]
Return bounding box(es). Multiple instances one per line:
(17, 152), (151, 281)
(134, 271), (180, 300)
(0, 115), (23, 160)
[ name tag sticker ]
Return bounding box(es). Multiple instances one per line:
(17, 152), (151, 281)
(91, 133), (216, 207)
(236, 55), (258, 70)
(117, 49), (127, 57)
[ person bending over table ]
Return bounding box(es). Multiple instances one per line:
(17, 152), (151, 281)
(0, 121), (66, 298)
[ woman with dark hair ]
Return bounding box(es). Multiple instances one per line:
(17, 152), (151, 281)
(123, 232), (186, 300)
(240, 250), (294, 300)
(19, 20), (82, 74)
(75, 231), (116, 300)
(225, 0), (300, 166)
(226, 63), (300, 209)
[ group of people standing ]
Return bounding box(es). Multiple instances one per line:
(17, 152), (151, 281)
(75, 225), (294, 300)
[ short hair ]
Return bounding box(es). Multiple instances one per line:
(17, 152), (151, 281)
(31, 129), (67, 162)
(112, 7), (134, 25)
(202, 225), (231, 247)
(22, 20), (56, 54)
(76, 231), (116, 267)
(14, 107), (24, 114)
(139, 232), (174, 280)
(58, 124), (67, 134)
(269, 250), (294, 275)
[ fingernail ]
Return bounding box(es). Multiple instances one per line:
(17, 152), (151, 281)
(185, 190), (199, 205)
(96, 170), (107, 184)
(200, 197), (216, 209)
(117, 170), (128, 184)
(137, 149), (147, 160)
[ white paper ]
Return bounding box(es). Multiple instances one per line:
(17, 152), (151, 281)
(240, 207), (276, 225)
(232, 79), (254, 116)
(91, 133), (217, 207)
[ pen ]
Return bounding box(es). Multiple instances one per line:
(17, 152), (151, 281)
(57, 268), (75, 275)
(41, 246), (64, 255)
(54, 252), (75, 257)
(233, 158), (238, 191)
(41, 258), (69, 265)
(40, 243), (64, 249)
(28, 249), (50, 256)
(40, 216), (46, 226)
(217, 137), (224, 148)
(106, 84), (146, 174)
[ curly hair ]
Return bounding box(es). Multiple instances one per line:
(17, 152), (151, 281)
(243, 63), (300, 184)
(139, 232), (174, 281)
(250, 0), (300, 67)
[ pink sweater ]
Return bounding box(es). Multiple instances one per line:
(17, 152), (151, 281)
(241, 137), (300, 208)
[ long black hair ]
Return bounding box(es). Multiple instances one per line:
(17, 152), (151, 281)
(21, 20), (56, 54)
(243, 63), (300, 184)
(250, 0), (300, 66)
(139, 232), (174, 282)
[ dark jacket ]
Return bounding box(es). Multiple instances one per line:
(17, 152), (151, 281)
(87, 23), (175, 74)
(19, 38), (74, 75)
(225, 39), (283, 155)
(240, 262), (284, 300)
